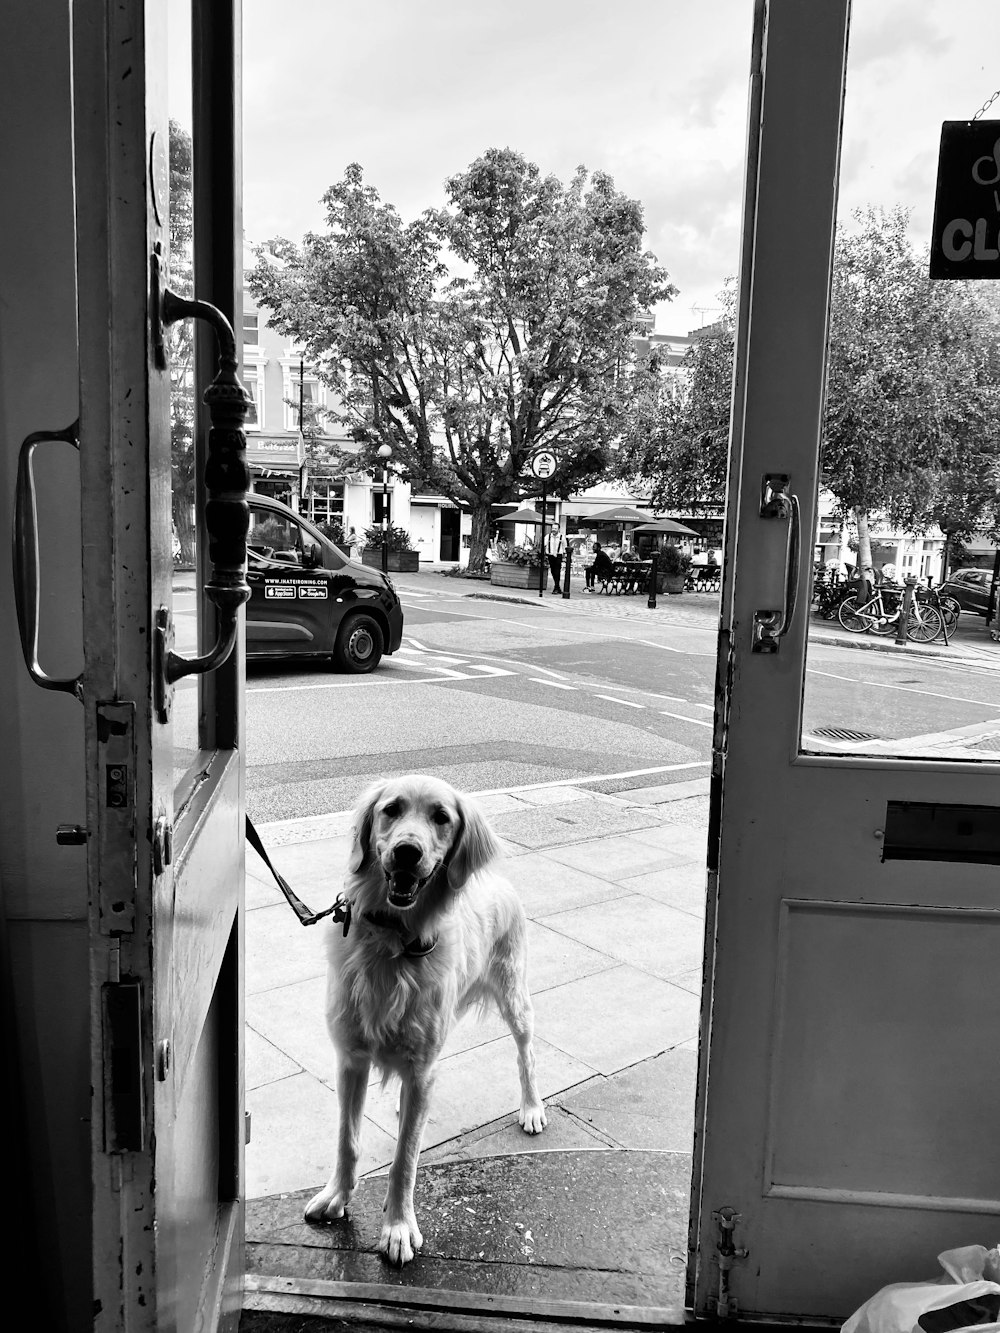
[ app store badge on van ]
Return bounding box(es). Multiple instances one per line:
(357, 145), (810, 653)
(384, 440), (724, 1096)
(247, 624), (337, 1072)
(265, 584), (296, 599)
(298, 585), (328, 599)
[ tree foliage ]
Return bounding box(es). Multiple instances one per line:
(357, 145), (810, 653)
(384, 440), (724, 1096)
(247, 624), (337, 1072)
(247, 149), (674, 570)
(613, 208), (1000, 577)
(612, 281), (736, 511)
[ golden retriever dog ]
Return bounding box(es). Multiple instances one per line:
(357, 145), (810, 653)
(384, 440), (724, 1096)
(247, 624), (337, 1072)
(304, 774), (546, 1265)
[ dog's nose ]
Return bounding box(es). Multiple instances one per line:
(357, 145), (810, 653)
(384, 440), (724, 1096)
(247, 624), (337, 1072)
(390, 841), (423, 869)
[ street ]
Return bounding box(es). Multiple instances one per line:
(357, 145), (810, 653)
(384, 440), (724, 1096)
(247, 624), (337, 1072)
(171, 573), (1000, 823)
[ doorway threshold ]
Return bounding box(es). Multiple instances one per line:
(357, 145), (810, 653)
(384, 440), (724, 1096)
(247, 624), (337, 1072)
(242, 1147), (689, 1330)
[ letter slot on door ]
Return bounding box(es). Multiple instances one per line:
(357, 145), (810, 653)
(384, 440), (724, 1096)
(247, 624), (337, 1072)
(882, 801), (1000, 865)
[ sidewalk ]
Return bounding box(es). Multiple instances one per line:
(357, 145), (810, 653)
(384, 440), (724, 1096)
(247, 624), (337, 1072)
(400, 563), (1000, 670)
(243, 774), (709, 1315)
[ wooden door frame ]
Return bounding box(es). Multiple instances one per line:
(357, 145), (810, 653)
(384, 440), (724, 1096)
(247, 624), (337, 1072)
(75, 0), (246, 1325)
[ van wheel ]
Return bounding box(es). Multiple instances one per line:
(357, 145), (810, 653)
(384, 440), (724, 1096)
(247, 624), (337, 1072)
(334, 613), (384, 673)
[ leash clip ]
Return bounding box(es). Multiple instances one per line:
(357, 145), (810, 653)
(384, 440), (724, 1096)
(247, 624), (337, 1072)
(331, 894), (352, 937)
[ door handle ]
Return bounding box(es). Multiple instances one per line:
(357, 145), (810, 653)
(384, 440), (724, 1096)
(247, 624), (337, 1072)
(752, 474), (801, 653)
(154, 286), (251, 719)
(13, 420), (84, 701)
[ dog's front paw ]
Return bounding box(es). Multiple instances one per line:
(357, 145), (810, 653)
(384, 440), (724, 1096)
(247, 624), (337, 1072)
(519, 1098), (547, 1135)
(379, 1214), (423, 1266)
(304, 1183), (353, 1224)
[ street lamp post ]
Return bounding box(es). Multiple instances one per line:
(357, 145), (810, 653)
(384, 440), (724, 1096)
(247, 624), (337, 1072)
(377, 443), (392, 575)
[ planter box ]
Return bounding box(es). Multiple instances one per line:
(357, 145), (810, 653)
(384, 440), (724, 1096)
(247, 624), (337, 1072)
(656, 571), (687, 595)
(490, 561), (545, 590)
(362, 550), (420, 573)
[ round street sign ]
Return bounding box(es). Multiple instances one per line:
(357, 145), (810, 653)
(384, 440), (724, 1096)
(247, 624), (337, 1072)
(530, 450), (558, 479)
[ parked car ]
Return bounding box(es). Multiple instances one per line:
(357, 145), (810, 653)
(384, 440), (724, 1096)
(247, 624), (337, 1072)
(938, 567), (994, 618)
(246, 494), (403, 671)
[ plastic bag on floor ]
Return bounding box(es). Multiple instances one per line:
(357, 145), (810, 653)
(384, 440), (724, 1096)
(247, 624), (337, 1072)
(841, 1246), (1000, 1333)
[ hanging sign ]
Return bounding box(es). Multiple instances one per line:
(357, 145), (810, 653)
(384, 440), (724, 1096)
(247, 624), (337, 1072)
(929, 121), (1000, 279)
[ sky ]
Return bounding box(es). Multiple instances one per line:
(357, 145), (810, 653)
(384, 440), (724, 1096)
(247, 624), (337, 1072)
(213, 1), (1000, 335)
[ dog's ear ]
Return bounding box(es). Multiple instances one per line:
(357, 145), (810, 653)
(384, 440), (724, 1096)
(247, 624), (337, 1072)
(347, 781), (386, 874)
(446, 794), (500, 889)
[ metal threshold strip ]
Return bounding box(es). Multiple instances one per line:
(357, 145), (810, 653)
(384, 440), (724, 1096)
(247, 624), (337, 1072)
(243, 1273), (686, 1331)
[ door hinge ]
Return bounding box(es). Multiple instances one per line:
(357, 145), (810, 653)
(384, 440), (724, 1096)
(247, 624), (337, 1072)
(102, 979), (145, 1153)
(97, 701), (136, 935)
(245, 1111), (252, 1145)
(712, 1206), (749, 1319)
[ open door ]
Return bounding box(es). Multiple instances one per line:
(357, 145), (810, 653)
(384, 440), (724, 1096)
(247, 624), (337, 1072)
(691, 0), (999, 1320)
(72, 1), (248, 1325)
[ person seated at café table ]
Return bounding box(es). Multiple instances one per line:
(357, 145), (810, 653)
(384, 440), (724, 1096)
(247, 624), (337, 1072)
(618, 546), (643, 592)
(585, 542), (615, 591)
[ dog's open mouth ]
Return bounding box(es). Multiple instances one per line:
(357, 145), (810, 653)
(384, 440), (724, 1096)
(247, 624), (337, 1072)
(386, 870), (424, 907)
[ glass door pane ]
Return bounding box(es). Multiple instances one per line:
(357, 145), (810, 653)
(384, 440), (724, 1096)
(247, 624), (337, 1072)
(799, 0), (1000, 762)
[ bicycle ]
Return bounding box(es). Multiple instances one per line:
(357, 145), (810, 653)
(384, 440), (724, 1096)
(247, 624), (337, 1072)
(916, 585), (960, 636)
(838, 583), (944, 642)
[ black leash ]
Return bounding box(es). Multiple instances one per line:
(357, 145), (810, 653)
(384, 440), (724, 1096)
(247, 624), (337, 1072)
(245, 816), (352, 932)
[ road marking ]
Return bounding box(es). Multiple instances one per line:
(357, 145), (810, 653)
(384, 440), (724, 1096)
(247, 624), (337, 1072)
(597, 694), (646, 709)
(530, 678), (577, 690)
(462, 663), (515, 677)
(659, 710), (714, 728)
(808, 668), (1000, 710)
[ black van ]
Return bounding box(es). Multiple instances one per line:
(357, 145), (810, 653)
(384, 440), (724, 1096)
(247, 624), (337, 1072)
(246, 494), (404, 672)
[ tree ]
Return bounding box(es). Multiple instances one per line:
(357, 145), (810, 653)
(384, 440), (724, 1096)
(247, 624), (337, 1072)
(823, 206), (1000, 581)
(612, 282), (735, 511)
(168, 120), (196, 563)
(613, 211), (1000, 581)
(247, 150), (674, 571)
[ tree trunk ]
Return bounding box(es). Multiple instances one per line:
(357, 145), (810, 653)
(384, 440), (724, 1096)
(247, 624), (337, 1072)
(467, 503), (494, 574)
(854, 507), (874, 593)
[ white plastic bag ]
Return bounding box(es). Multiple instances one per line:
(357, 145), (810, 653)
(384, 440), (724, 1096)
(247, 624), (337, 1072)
(841, 1246), (1000, 1333)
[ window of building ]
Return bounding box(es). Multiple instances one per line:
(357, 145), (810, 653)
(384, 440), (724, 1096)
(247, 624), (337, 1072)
(242, 311), (259, 346)
(282, 363), (322, 430)
(306, 480), (345, 528)
(243, 368), (261, 430)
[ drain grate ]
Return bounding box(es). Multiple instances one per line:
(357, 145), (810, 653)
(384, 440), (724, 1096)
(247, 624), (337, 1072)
(812, 726), (879, 742)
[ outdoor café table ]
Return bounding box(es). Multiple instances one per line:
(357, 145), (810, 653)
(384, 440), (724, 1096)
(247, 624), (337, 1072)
(610, 560), (652, 594)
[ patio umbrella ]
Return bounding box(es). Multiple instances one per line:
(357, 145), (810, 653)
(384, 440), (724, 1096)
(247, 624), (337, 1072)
(632, 517), (699, 536)
(579, 505), (652, 525)
(501, 507), (545, 524)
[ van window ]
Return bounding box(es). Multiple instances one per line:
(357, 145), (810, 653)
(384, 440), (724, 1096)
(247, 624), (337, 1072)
(248, 506), (322, 569)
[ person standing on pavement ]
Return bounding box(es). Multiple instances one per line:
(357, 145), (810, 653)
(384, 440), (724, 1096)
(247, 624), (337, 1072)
(346, 526), (361, 561)
(545, 526), (565, 594)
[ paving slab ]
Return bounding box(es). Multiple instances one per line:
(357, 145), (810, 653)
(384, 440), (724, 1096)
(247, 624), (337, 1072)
(543, 833), (686, 880)
(488, 800), (663, 851)
(505, 850), (630, 917)
(539, 893), (707, 983)
(530, 966), (699, 1074)
(555, 1048), (698, 1154)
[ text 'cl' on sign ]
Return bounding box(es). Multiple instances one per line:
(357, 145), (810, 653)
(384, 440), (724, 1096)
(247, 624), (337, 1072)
(529, 450), (558, 480)
(929, 120), (1000, 279)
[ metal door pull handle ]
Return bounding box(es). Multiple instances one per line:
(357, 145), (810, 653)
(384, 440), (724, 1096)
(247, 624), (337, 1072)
(13, 420), (84, 701)
(753, 474), (801, 653)
(155, 287), (251, 717)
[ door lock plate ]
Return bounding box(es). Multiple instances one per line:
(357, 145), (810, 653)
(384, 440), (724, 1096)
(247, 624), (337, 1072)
(97, 701), (136, 934)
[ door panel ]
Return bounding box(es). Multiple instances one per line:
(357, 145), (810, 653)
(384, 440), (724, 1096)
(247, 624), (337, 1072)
(693, 0), (1000, 1320)
(74, 0), (245, 1326)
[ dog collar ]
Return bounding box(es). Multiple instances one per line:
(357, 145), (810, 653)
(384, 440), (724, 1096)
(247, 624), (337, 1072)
(361, 909), (438, 958)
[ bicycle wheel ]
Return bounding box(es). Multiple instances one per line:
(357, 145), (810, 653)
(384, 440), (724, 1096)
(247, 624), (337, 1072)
(938, 596), (961, 631)
(906, 603), (943, 642)
(838, 595), (869, 633)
